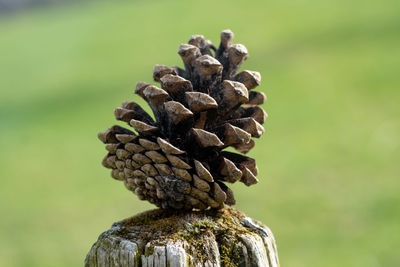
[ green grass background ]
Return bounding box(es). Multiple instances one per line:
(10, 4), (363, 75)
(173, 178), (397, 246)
(0, 0), (399, 266)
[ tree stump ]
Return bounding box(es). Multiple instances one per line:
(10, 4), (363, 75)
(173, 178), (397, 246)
(85, 207), (279, 267)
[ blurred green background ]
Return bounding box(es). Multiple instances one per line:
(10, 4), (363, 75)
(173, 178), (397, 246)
(0, 0), (399, 266)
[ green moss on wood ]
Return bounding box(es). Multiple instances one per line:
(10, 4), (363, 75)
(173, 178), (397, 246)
(113, 206), (257, 266)
(144, 245), (155, 257)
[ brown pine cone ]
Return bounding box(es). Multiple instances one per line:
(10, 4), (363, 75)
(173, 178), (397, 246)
(98, 29), (267, 210)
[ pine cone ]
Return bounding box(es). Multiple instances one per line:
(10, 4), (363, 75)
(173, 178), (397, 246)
(98, 30), (267, 210)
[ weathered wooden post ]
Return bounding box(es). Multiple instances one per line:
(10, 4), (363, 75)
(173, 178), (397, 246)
(85, 207), (279, 266)
(87, 30), (279, 266)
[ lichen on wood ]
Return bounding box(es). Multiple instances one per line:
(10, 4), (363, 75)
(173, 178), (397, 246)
(85, 207), (279, 267)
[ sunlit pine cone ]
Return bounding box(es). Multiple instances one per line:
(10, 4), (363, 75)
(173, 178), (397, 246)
(98, 29), (267, 210)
